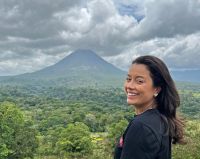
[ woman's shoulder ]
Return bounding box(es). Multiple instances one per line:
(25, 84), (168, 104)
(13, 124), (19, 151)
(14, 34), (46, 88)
(134, 109), (161, 123)
(125, 118), (161, 147)
(133, 109), (167, 138)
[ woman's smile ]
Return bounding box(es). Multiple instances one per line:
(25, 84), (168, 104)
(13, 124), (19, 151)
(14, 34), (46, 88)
(127, 91), (140, 99)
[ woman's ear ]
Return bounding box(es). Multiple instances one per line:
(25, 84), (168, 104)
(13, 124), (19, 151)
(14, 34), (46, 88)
(154, 87), (161, 97)
(157, 87), (161, 93)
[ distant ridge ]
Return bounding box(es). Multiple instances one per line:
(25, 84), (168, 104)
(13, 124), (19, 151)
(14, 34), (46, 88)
(171, 69), (200, 83)
(0, 49), (199, 87)
(0, 49), (126, 87)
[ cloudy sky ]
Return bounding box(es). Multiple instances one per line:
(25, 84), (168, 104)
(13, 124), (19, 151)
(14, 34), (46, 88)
(1, 0), (200, 76)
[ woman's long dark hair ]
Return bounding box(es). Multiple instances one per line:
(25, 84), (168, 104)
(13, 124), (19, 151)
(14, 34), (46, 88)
(132, 55), (184, 144)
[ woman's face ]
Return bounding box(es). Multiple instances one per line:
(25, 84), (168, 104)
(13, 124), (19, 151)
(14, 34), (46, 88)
(124, 63), (158, 108)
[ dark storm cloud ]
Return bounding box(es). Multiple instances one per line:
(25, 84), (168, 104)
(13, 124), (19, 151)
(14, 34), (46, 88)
(129, 0), (200, 40)
(0, 0), (200, 75)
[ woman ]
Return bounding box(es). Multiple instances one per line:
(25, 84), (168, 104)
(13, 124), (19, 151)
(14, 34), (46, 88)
(114, 55), (184, 159)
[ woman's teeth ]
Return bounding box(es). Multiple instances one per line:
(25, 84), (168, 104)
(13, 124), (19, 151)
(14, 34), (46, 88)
(128, 92), (138, 96)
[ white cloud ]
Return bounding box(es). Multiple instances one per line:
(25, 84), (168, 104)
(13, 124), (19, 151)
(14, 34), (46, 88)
(128, 0), (200, 40)
(164, 33), (200, 68)
(59, 0), (137, 55)
(0, 0), (200, 75)
(106, 32), (200, 70)
(0, 51), (66, 76)
(54, 7), (92, 33)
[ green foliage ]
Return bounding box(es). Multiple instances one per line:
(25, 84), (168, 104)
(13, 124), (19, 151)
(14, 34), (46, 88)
(55, 122), (92, 158)
(0, 82), (200, 159)
(0, 144), (9, 159)
(172, 120), (200, 159)
(108, 119), (128, 148)
(0, 102), (38, 159)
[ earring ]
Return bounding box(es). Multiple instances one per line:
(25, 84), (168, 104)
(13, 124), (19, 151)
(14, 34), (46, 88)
(154, 93), (158, 97)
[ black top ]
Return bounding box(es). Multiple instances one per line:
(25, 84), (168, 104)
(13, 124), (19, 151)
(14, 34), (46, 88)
(114, 109), (171, 159)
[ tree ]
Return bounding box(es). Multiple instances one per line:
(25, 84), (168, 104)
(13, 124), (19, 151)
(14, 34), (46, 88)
(172, 120), (200, 159)
(0, 102), (38, 159)
(108, 119), (128, 148)
(55, 122), (92, 158)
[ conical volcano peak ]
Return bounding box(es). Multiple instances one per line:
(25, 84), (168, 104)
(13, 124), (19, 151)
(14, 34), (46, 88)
(1, 49), (126, 87)
(23, 49), (124, 77)
(62, 49), (102, 65)
(70, 49), (97, 56)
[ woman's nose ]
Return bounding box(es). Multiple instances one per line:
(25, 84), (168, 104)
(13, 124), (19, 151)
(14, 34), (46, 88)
(126, 80), (136, 89)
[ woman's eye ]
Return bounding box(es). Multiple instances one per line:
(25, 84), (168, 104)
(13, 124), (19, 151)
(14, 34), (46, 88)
(136, 79), (144, 84)
(126, 77), (131, 81)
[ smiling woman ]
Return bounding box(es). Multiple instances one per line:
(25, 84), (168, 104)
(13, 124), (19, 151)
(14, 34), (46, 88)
(114, 55), (185, 159)
(125, 63), (160, 113)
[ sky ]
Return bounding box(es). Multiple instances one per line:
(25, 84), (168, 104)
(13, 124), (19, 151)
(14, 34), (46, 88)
(1, 0), (200, 76)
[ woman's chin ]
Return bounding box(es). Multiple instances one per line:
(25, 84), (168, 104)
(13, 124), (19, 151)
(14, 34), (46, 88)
(127, 99), (136, 105)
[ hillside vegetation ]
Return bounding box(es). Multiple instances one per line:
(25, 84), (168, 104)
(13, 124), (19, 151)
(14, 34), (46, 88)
(0, 82), (200, 159)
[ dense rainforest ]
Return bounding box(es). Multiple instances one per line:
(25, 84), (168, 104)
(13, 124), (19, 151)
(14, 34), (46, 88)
(0, 82), (200, 159)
